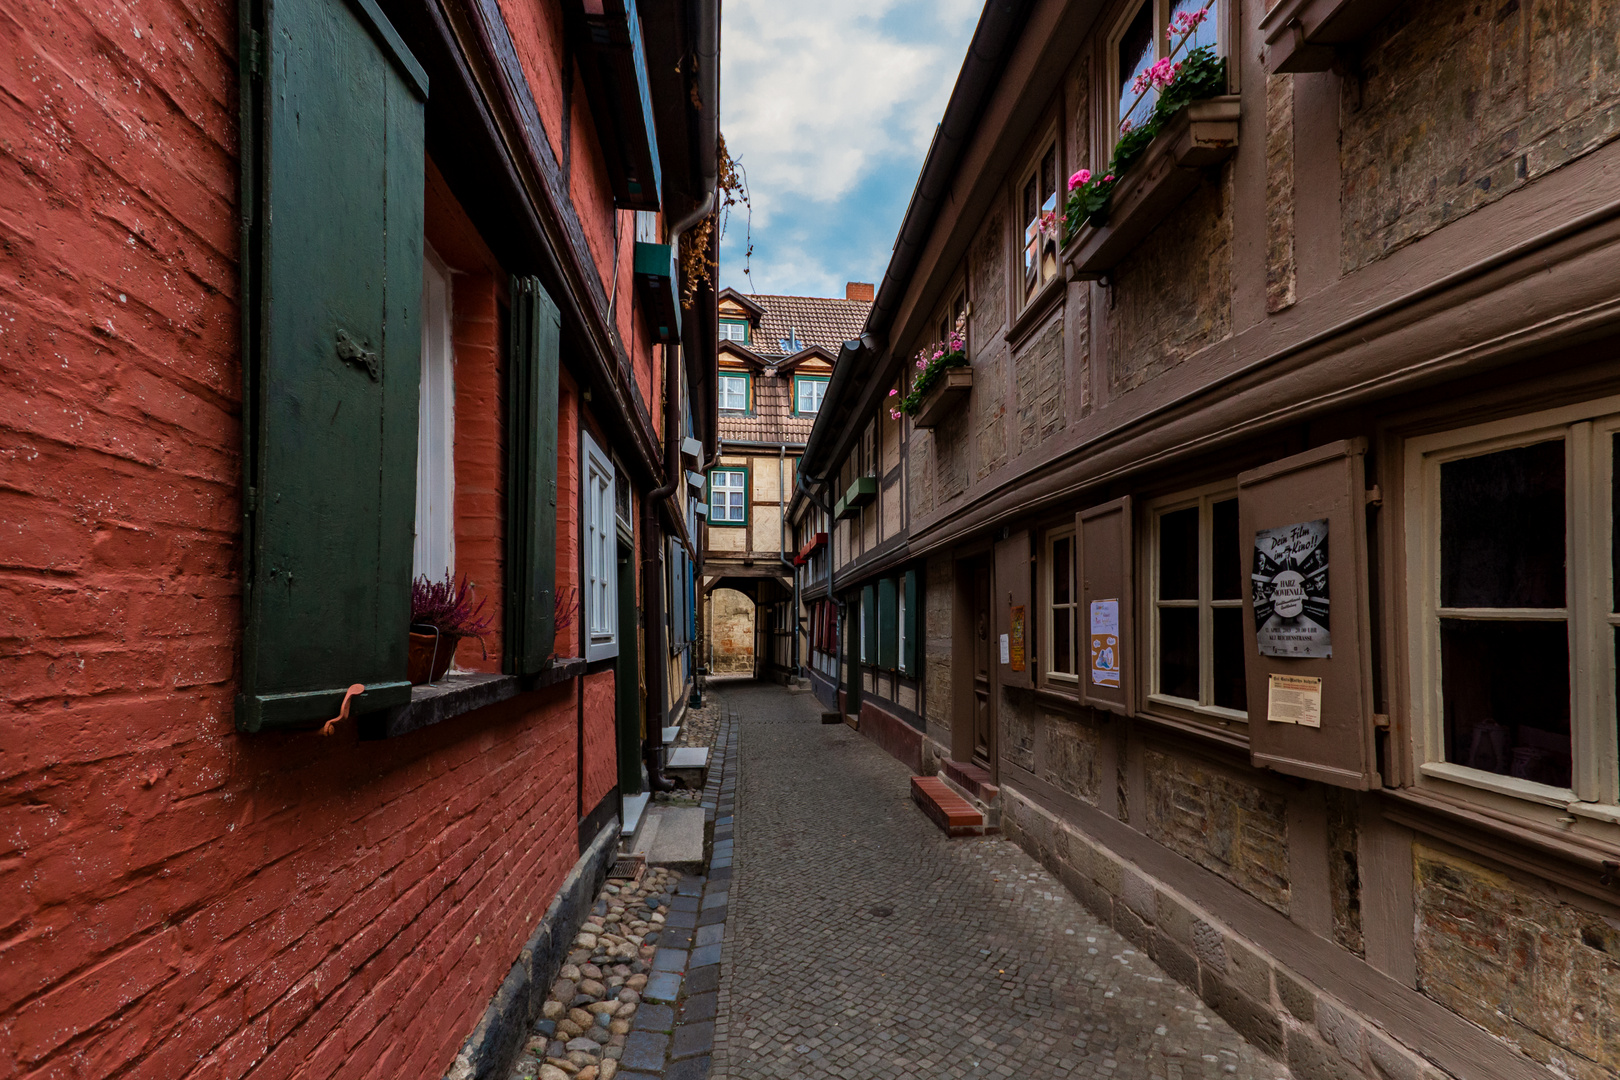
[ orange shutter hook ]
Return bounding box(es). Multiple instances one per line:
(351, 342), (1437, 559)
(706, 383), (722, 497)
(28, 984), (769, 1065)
(321, 684), (366, 736)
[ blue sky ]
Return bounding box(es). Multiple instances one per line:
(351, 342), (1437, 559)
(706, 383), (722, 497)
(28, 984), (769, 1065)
(717, 0), (983, 299)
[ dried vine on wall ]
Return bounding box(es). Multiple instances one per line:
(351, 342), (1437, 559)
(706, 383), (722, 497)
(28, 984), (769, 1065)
(680, 133), (752, 307)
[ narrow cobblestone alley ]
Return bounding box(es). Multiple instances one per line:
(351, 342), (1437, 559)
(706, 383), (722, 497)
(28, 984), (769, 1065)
(709, 682), (1292, 1080)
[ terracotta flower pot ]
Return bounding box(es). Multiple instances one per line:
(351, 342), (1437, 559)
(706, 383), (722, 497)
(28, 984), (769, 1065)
(408, 629), (460, 686)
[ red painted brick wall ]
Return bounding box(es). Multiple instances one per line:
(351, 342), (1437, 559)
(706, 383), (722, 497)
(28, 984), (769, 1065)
(582, 670), (618, 814)
(0, 2), (619, 1078)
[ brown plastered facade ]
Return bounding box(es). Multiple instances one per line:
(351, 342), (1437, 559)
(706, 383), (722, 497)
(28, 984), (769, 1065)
(797, 0), (1620, 1078)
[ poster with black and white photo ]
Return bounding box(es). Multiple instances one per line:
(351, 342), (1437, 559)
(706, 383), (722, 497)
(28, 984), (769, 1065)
(1252, 519), (1331, 658)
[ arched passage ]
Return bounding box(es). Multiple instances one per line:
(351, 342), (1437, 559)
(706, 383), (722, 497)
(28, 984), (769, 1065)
(707, 586), (757, 675)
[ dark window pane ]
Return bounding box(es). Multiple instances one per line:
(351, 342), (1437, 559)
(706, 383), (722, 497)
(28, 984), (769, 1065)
(1159, 607), (1199, 700)
(1041, 146), (1056, 204)
(1213, 607), (1247, 711)
(1440, 618), (1570, 788)
(1118, 0), (1156, 132)
(1440, 440), (1565, 609)
(1212, 498), (1241, 601)
(1052, 536), (1072, 606)
(1159, 507), (1200, 601)
(1053, 605), (1074, 674)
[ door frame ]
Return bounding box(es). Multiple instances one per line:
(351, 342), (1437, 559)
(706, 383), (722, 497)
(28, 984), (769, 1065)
(952, 550), (998, 776)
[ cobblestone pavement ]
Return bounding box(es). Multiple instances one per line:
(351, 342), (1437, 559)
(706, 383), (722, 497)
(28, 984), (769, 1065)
(710, 682), (1291, 1080)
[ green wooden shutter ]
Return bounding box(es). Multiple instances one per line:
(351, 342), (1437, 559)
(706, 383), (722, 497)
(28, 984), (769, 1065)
(901, 569), (919, 675)
(237, 0), (428, 731)
(878, 578), (898, 670)
(506, 277), (562, 673)
(862, 586), (877, 664)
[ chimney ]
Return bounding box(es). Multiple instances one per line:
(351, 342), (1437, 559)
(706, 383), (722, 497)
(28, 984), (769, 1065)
(845, 281), (875, 302)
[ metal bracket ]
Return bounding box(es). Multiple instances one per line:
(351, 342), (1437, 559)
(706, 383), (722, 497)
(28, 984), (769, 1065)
(336, 329), (379, 380)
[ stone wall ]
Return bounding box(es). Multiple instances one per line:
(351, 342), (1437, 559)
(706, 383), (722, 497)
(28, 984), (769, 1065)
(708, 588), (755, 674)
(1107, 166), (1234, 393)
(1014, 314), (1065, 457)
(1414, 844), (1620, 1080)
(1143, 749), (1291, 915)
(1342, 0), (1620, 271)
(924, 555), (954, 737)
(969, 210), (1009, 480)
(1265, 72), (1297, 313)
(1036, 709), (1104, 806)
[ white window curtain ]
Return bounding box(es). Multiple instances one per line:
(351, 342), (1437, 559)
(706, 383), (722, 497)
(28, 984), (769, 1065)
(583, 431), (618, 661)
(414, 245), (455, 584)
(719, 375), (748, 410)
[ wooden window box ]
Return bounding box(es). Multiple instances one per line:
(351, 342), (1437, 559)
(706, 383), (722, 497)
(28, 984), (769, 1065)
(844, 475), (878, 510)
(911, 366), (973, 429)
(1062, 96), (1241, 281)
(1259, 0), (1402, 74)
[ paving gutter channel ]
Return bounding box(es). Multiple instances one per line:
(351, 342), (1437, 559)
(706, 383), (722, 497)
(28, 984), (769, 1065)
(619, 703), (739, 1080)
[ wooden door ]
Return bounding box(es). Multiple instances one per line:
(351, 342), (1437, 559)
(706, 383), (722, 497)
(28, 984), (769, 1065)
(972, 559), (995, 765)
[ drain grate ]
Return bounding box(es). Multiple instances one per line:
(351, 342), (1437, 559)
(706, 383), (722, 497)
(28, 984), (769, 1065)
(606, 854), (646, 883)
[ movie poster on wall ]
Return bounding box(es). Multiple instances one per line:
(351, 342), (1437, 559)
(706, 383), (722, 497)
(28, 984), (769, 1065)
(1252, 519), (1331, 658)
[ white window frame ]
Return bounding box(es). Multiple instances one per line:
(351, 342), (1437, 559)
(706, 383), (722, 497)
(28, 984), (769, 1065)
(1146, 483), (1246, 724)
(414, 244), (455, 583)
(795, 375), (827, 415)
(718, 372), (749, 411)
(860, 599), (868, 664)
(1016, 131), (1061, 308)
(583, 431), (618, 661)
(897, 581), (908, 673)
(1404, 394), (1620, 823)
(710, 470), (746, 524)
(719, 319), (749, 343)
(1042, 525), (1079, 686)
(1107, 0), (1226, 155)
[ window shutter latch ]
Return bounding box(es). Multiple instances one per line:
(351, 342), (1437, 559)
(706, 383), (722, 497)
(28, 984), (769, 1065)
(336, 330), (379, 380)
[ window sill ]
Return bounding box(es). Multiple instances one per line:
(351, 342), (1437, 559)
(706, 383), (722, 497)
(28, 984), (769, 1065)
(1006, 274), (1064, 350)
(1135, 704), (1251, 753)
(1063, 96), (1241, 281)
(359, 659), (587, 739)
(1417, 761), (1574, 809)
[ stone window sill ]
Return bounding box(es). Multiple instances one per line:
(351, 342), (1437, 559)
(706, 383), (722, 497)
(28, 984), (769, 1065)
(358, 659), (586, 739)
(1063, 96), (1241, 281)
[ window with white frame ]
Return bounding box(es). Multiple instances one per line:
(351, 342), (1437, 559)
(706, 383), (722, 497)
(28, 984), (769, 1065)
(719, 319), (749, 343)
(414, 246), (455, 583)
(1406, 398), (1620, 815)
(897, 580), (908, 671)
(860, 598), (868, 663)
(1019, 139), (1060, 304)
(718, 372), (750, 411)
(1112, 1), (1221, 150)
(1149, 487), (1246, 719)
(795, 375), (828, 415)
(583, 431), (618, 661)
(709, 469), (746, 524)
(1044, 526), (1079, 683)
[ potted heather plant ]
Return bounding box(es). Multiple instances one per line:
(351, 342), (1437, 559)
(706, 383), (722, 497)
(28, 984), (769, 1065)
(1062, 5), (1227, 239)
(409, 572), (493, 685)
(893, 316), (971, 429)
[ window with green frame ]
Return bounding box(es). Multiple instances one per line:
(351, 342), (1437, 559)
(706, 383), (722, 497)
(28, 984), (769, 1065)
(719, 318), (750, 343)
(709, 468), (747, 524)
(794, 374), (829, 415)
(718, 371), (751, 412)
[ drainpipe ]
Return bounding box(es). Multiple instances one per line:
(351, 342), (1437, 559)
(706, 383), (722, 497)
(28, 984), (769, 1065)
(641, 334), (682, 793)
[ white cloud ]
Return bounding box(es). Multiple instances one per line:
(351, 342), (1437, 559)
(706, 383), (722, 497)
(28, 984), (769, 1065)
(721, 0), (981, 212)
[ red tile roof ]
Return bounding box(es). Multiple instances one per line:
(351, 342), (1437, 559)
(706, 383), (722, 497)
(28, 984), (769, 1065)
(746, 293), (871, 358)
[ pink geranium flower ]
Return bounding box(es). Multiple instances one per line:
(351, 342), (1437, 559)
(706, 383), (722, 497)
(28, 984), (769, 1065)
(1069, 168), (1091, 190)
(1168, 6), (1208, 39)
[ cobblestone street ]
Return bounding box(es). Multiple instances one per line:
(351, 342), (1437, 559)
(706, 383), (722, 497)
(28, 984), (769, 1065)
(711, 682), (1292, 1080)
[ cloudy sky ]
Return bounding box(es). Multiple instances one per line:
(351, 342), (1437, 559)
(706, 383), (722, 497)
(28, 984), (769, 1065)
(716, 0), (982, 299)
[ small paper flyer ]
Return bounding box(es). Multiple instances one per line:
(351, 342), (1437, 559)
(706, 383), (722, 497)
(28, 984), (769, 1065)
(1089, 599), (1120, 688)
(1267, 673), (1322, 727)
(999, 633), (1010, 666)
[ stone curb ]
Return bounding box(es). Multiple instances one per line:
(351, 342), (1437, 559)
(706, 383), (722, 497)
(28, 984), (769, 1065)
(446, 818), (620, 1080)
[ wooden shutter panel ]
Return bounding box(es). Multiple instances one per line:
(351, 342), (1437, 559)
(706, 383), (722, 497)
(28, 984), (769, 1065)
(237, 0), (427, 731)
(994, 530), (1032, 688)
(1238, 440), (1377, 789)
(862, 586), (877, 664)
(878, 578), (898, 670)
(901, 569), (919, 675)
(1078, 497), (1135, 715)
(506, 277), (562, 674)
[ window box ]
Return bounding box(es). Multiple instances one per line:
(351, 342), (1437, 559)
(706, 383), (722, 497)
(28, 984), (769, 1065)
(1063, 96), (1240, 281)
(358, 660), (586, 739)
(844, 475), (877, 511)
(1259, 0), (1401, 74)
(798, 532), (828, 562)
(633, 241), (680, 343)
(834, 494), (850, 520)
(911, 366), (973, 430)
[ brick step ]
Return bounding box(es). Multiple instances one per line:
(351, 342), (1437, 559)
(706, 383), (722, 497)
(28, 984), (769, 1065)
(910, 775), (997, 838)
(942, 758), (1000, 806)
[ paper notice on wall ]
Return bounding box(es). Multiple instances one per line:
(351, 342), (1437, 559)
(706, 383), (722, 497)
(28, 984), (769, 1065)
(1089, 599), (1121, 688)
(999, 633), (1010, 665)
(1010, 606), (1027, 672)
(1267, 673), (1322, 727)
(1253, 519), (1331, 658)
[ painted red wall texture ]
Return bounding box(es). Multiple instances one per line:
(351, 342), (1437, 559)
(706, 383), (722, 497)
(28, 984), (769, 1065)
(0, 0), (633, 1076)
(582, 671), (618, 817)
